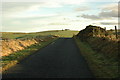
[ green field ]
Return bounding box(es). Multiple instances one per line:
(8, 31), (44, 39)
(2, 30), (79, 39)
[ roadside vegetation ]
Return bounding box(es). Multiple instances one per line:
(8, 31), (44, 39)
(1, 30), (78, 72)
(2, 37), (58, 72)
(74, 25), (119, 78)
(2, 35), (58, 56)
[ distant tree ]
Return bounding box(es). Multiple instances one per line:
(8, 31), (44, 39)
(65, 29), (70, 31)
(109, 29), (114, 31)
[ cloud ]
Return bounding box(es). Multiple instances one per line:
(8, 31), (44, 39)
(75, 6), (90, 12)
(3, 0), (118, 2)
(2, 1), (119, 32)
(2, 0), (85, 14)
(99, 10), (118, 18)
(80, 3), (118, 20)
(2, 2), (63, 17)
(100, 22), (119, 25)
(48, 22), (69, 25)
(3, 1), (85, 18)
(81, 14), (103, 20)
(81, 10), (118, 20)
(92, 21), (119, 25)
(101, 3), (118, 11)
(56, 0), (85, 5)
(2, 3), (42, 13)
(11, 14), (59, 19)
(100, 3), (118, 17)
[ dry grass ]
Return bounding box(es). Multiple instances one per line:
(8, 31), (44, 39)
(74, 36), (118, 78)
(2, 35), (59, 56)
(2, 39), (38, 56)
(2, 37), (58, 73)
(87, 37), (119, 59)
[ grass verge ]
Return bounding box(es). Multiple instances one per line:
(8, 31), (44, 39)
(73, 36), (118, 78)
(2, 38), (58, 73)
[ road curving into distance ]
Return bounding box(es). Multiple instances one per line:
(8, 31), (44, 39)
(2, 38), (94, 78)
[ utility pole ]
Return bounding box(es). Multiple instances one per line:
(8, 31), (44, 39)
(115, 25), (118, 39)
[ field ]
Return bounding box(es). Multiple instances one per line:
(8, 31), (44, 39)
(1, 30), (79, 39)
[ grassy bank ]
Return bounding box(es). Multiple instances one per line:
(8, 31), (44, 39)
(2, 38), (58, 72)
(73, 36), (118, 78)
(87, 37), (118, 59)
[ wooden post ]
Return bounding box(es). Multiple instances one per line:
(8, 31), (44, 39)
(92, 28), (94, 37)
(115, 26), (118, 39)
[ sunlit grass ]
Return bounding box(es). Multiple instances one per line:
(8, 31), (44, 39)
(2, 30), (79, 39)
(2, 38), (58, 72)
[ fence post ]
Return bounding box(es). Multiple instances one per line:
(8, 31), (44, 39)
(115, 25), (118, 39)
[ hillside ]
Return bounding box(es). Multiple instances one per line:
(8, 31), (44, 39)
(1, 30), (79, 39)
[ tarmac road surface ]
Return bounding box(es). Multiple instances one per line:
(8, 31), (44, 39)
(2, 38), (94, 78)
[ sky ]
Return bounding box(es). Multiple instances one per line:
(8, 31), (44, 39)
(1, 0), (119, 32)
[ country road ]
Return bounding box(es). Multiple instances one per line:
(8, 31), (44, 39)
(3, 38), (94, 78)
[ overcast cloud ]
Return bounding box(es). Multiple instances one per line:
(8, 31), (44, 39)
(1, 0), (119, 32)
(80, 3), (118, 20)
